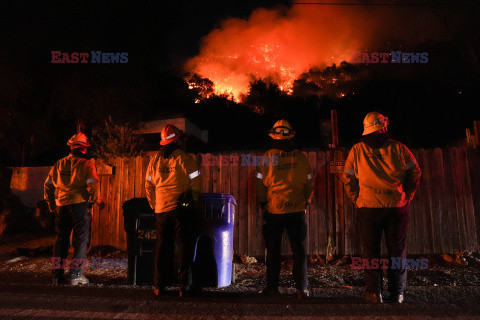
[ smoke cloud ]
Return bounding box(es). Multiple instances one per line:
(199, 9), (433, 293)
(185, 1), (445, 99)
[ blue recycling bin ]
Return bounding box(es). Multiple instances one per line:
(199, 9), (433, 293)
(192, 193), (236, 288)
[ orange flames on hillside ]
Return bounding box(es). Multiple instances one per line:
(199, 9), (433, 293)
(185, 3), (376, 100)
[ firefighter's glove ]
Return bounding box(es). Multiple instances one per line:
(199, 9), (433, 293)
(48, 203), (56, 214)
(96, 198), (105, 210)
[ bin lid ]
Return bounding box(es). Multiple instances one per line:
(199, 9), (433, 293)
(202, 193), (236, 206)
(122, 198), (154, 215)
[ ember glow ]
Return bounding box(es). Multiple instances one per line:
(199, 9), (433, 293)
(185, 2), (377, 100)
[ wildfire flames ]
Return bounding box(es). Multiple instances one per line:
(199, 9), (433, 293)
(185, 2), (376, 100)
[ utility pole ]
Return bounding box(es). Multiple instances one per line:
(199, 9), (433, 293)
(328, 109), (345, 257)
(330, 110), (339, 149)
(474, 121), (479, 149)
(77, 119), (85, 134)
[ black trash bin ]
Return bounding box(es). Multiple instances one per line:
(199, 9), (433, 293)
(123, 194), (236, 288)
(122, 198), (156, 285)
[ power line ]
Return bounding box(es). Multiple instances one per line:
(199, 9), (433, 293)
(293, 2), (476, 6)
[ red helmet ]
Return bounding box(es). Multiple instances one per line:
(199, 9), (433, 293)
(160, 124), (184, 145)
(67, 133), (90, 149)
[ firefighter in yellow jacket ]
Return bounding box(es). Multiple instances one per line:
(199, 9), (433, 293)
(145, 124), (201, 297)
(255, 120), (314, 299)
(44, 133), (103, 286)
(343, 112), (421, 304)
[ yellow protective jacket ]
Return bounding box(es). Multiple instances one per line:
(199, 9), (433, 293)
(145, 149), (201, 213)
(255, 149), (314, 214)
(44, 154), (100, 210)
(343, 139), (421, 208)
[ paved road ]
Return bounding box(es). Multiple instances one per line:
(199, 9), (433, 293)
(0, 281), (479, 319)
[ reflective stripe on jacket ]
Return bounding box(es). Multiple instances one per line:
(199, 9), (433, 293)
(44, 154), (100, 208)
(255, 149), (314, 214)
(145, 149), (201, 213)
(343, 139), (421, 208)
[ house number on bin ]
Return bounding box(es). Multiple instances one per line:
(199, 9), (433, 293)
(137, 230), (156, 240)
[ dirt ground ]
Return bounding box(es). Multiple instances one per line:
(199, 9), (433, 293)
(1, 233), (479, 296)
(1, 234), (480, 320)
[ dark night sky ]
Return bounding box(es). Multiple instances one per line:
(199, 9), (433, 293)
(0, 1), (291, 72)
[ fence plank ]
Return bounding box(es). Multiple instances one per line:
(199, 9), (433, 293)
(220, 154), (231, 195)
(443, 147), (460, 252)
(107, 158), (116, 247)
(428, 148), (446, 253)
(98, 173), (109, 247)
(230, 153), (240, 255)
(334, 149), (345, 256)
(238, 159), (249, 255)
(418, 149), (435, 253)
(123, 157), (135, 248)
(433, 148), (451, 253)
(467, 148), (480, 252)
(114, 157), (123, 248)
(410, 149), (424, 254)
(307, 151), (318, 256)
(99, 158), (108, 247)
(302, 151), (310, 257)
(450, 148), (468, 251)
(140, 156), (150, 198)
(410, 149), (422, 254)
(459, 148), (477, 251)
(248, 153), (257, 256)
(317, 151), (328, 255)
(203, 154), (213, 193)
(343, 157), (355, 256)
(90, 158), (99, 248)
(255, 153), (265, 256)
(326, 150), (336, 255)
(134, 156), (142, 198)
(212, 154), (220, 194)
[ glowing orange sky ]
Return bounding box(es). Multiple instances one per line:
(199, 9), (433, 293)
(185, 3), (377, 100)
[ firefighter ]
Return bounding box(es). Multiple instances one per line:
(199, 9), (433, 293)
(343, 111), (421, 303)
(44, 133), (104, 286)
(145, 124), (201, 298)
(255, 120), (314, 299)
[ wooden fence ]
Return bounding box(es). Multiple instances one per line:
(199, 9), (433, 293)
(90, 147), (480, 255)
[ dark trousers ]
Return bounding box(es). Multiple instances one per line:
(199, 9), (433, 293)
(262, 211), (308, 291)
(154, 209), (195, 290)
(357, 206), (409, 295)
(52, 202), (92, 279)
